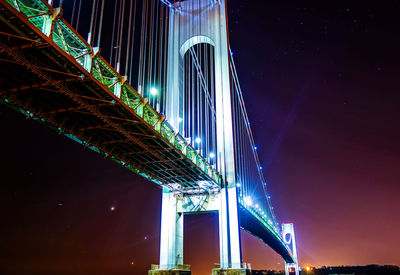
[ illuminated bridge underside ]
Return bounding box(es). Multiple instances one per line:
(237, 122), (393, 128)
(0, 0), (221, 194)
(239, 207), (294, 263)
(0, 0), (295, 266)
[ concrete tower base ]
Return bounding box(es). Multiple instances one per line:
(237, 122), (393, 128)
(148, 264), (191, 275)
(211, 268), (251, 275)
(211, 264), (252, 275)
(148, 271), (190, 275)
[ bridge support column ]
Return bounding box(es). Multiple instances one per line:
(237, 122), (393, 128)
(158, 188), (185, 271)
(218, 186), (242, 269)
(282, 223), (300, 275)
(151, 188), (189, 274)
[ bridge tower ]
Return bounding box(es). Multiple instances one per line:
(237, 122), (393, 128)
(153, 0), (245, 274)
(282, 223), (300, 275)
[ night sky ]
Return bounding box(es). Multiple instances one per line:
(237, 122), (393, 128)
(1, 0), (400, 274)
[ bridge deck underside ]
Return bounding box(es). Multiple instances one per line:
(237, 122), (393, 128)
(0, 2), (218, 193)
(239, 205), (294, 263)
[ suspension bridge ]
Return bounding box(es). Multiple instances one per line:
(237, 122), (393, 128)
(0, 0), (299, 274)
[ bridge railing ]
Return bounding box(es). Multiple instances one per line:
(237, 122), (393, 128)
(4, 0), (221, 189)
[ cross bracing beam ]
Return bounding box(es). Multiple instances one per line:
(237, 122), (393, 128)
(125, 148), (174, 156)
(46, 102), (111, 114)
(100, 134), (158, 144)
(76, 125), (114, 132)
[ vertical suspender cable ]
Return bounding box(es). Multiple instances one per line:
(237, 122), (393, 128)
(138, 0), (148, 95)
(184, 13), (188, 138)
(71, 0), (76, 26)
(124, 0), (134, 76)
(96, 0), (105, 48)
(88, 0), (97, 44)
(211, 42), (216, 169)
(162, 7), (168, 113)
(190, 0), (194, 144)
(154, 1), (160, 111)
(146, 0), (155, 106)
(117, 0), (126, 72)
(92, 0), (100, 46)
(115, 0), (123, 68)
(191, 45), (194, 145)
(110, 0), (119, 66)
(142, 0), (150, 96)
(129, 0), (138, 84)
(155, 1), (163, 111)
(75, 0), (82, 31)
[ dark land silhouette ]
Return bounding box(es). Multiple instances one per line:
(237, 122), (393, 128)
(252, 265), (400, 275)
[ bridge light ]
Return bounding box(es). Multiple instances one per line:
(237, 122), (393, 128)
(236, 183), (241, 188)
(178, 117), (183, 123)
(150, 87), (158, 96)
(254, 146), (258, 151)
(255, 204), (259, 208)
(209, 152), (215, 158)
(243, 196), (253, 206)
(268, 195), (271, 199)
(259, 166), (263, 170)
(195, 137), (201, 144)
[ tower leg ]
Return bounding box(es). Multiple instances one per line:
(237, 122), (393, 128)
(219, 186), (242, 269)
(285, 263), (299, 275)
(150, 188), (190, 274)
(212, 186), (252, 275)
(282, 224), (300, 275)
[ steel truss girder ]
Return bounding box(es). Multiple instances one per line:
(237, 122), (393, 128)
(0, 38), (219, 192)
(1, 0), (222, 190)
(3, 93), (169, 184)
(0, 39), (199, 185)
